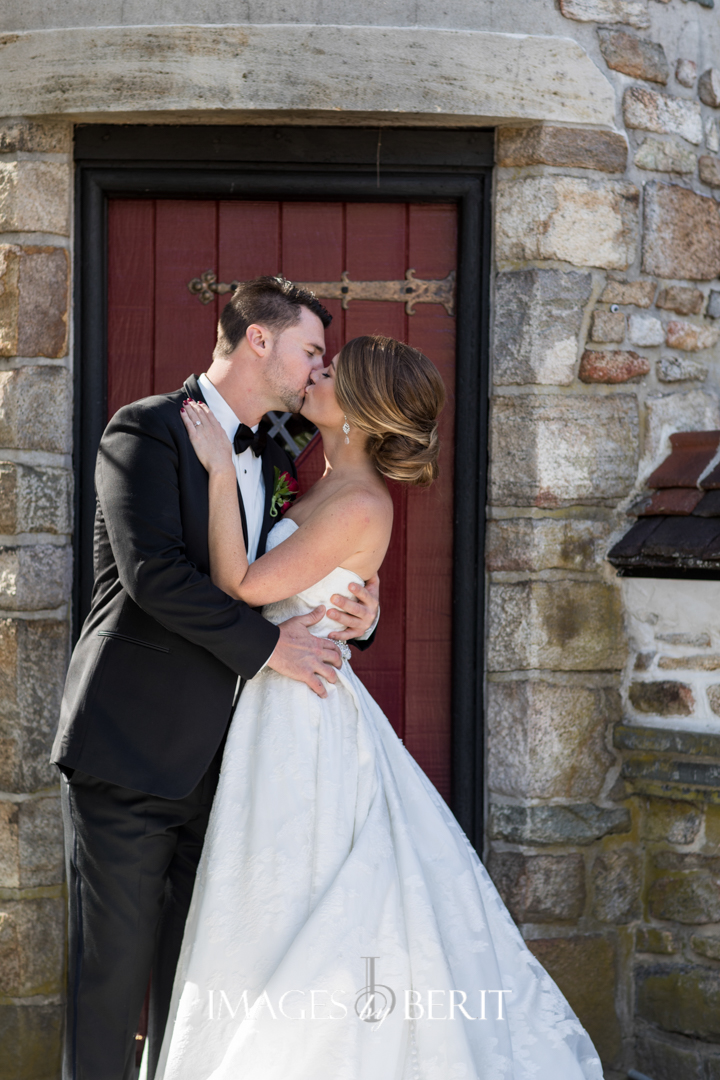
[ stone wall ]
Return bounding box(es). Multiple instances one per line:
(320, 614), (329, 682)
(487, 3), (720, 1077)
(0, 119), (72, 1080)
(2, 1), (720, 1078)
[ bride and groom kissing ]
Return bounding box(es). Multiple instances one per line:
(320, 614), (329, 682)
(52, 276), (603, 1079)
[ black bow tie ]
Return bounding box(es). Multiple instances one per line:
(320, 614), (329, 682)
(233, 423), (267, 457)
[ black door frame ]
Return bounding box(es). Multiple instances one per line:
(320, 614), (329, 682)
(73, 125), (492, 849)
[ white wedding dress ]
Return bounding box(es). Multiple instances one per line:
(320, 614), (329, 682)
(156, 518), (603, 1080)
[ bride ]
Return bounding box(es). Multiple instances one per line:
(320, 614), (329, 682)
(156, 335), (602, 1080)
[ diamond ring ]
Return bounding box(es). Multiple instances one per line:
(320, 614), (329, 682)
(195, 421), (201, 427)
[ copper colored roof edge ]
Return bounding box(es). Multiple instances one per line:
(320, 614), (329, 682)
(647, 433), (720, 490)
(669, 431), (720, 449)
(638, 488), (705, 516)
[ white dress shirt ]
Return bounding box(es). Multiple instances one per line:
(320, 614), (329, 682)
(198, 373), (265, 564)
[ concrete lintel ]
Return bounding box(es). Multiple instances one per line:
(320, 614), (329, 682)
(0, 24), (616, 128)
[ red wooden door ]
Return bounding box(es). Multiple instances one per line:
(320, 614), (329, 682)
(107, 199), (456, 798)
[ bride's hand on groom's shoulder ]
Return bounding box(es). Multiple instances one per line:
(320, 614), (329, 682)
(180, 399), (234, 475)
(327, 573), (380, 642)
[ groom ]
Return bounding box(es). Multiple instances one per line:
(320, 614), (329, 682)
(52, 277), (380, 1080)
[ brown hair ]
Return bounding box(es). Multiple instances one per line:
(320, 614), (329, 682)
(215, 276), (332, 357)
(335, 335), (445, 487)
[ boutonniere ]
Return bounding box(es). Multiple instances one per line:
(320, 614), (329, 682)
(270, 467), (300, 518)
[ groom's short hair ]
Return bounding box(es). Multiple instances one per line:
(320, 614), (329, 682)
(214, 276), (332, 358)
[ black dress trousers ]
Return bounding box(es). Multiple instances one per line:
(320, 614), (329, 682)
(60, 742), (223, 1080)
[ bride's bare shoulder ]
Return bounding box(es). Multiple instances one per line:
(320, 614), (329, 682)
(335, 477), (393, 521)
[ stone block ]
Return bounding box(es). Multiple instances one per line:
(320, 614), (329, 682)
(629, 680), (695, 716)
(636, 963), (720, 1041)
(707, 118), (720, 155)
(0, 367), (71, 453)
(700, 155), (720, 189)
(657, 286), (705, 316)
(656, 630), (711, 647)
(705, 804), (720, 848)
(635, 926), (677, 954)
(487, 851), (585, 923)
(559, 0), (650, 27)
(0, 897), (64, 997)
(527, 936), (620, 1064)
(16, 247), (69, 359)
(629, 314), (664, 346)
(643, 182), (720, 281)
(579, 349), (650, 382)
(676, 59), (697, 89)
(0, 618), (69, 792)
(591, 310), (625, 343)
(496, 177), (639, 270)
(0, 118), (71, 155)
(487, 679), (618, 800)
(487, 580), (627, 672)
(592, 847), (642, 922)
(493, 269), (592, 386)
(0, 1003), (63, 1080)
(0, 462), (73, 535)
(490, 394), (639, 507)
(708, 685), (720, 716)
(485, 517), (611, 573)
(0, 796), (63, 889)
(0, 161), (69, 235)
(597, 28), (668, 84)
(0, 545), (72, 610)
(623, 87), (703, 145)
(600, 279), (656, 307)
(666, 319), (720, 351)
(0, 463), (14, 532)
(635, 1033), (703, 1080)
(0, 245), (19, 358)
(659, 654), (720, 670)
(488, 802), (630, 846)
(649, 853), (720, 923)
(710, 291), (720, 320)
(634, 136), (696, 174)
(699, 69), (720, 109)
(692, 934), (720, 961)
(640, 797), (702, 843)
(496, 125), (627, 172)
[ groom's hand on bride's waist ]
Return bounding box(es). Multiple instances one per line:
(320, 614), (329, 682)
(326, 573), (380, 642)
(266, 607), (342, 698)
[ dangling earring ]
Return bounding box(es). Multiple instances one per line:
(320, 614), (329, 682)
(343, 415), (350, 445)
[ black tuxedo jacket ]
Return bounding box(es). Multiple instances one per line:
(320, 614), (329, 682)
(52, 375), (374, 799)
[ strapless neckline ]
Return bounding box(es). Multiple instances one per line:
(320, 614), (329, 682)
(265, 516), (365, 586)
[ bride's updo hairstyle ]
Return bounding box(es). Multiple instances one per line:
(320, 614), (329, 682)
(335, 335), (445, 487)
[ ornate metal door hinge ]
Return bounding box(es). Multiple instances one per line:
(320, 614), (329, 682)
(187, 269), (456, 316)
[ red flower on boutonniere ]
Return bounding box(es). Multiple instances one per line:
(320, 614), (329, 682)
(270, 467), (300, 517)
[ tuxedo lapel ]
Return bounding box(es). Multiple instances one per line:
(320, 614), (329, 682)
(183, 374), (249, 552)
(257, 447), (277, 558)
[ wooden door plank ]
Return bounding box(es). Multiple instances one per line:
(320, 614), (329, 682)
(280, 202), (345, 362)
(107, 199), (155, 417)
(342, 203), (409, 737)
(218, 201), (281, 314)
(154, 200), (218, 394)
(404, 204), (458, 799)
